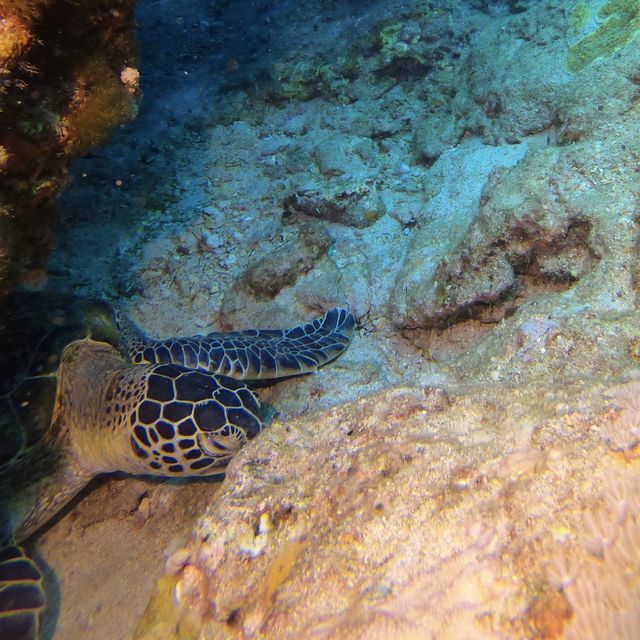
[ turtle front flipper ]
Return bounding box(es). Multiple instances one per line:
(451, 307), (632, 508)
(118, 307), (356, 380)
(0, 545), (45, 640)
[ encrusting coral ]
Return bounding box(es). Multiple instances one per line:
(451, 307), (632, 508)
(600, 382), (640, 454)
(541, 382), (640, 639)
(557, 470), (640, 639)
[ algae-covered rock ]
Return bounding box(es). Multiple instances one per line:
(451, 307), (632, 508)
(239, 223), (332, 299)
(374, 19), (431, 80)
(390, 144), (612, 331)
(413, 113), (464, 164)
(134, 576), (200, 640)
(388, 137), (528, 328)
(459, 2), (571, 143)
(283, 182), (386, 228)
(267, 55), (363, 105)
(567, 0), (640, 72)
(389, 110), (640, 390)
(568, 0), (590, 35)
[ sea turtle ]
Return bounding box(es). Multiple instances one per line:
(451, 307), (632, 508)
(0, 292), (355, 639)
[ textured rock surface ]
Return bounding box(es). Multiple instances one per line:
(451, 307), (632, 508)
(412, 113), (464, 164)
(135, 373), (640, 639)
(390, 107), (640, 359)
(283, 182), (387, 229)
(239, 223), (331, 299)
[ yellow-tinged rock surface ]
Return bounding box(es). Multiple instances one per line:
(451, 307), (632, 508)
(136, 378), (640, 639)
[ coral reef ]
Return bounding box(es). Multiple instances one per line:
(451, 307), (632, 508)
(0, 0), (139, 292)
(552, 464), (640, 639)
(30, 0), (640, 636)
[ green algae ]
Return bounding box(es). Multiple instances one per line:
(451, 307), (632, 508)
(567, 0), (640, 72)
(378, 23), (404, 58)
(373, 20), (430, 83)
(568, 1), (590, 34)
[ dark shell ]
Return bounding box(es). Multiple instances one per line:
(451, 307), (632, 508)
(0, 292), (119, 466)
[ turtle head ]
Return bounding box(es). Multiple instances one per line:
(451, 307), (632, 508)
(55, 338), (264, 478)
(77, 299), (121, 348)
(76, 299), (151, 362)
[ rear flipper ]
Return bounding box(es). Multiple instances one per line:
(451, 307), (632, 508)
(0, 545), (44, 640)
(118, 307), (356, 381)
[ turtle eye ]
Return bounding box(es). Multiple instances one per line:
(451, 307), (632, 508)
(197, 426), (245, 458)
(225, 407), (262, 439)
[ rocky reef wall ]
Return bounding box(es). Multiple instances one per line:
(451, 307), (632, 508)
(0, 0), (139, 292)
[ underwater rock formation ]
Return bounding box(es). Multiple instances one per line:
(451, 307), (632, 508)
(283, 183), (386, 229)
(0, 0), (139, 292)
(239, 223), (332, 299)
(135, 377), (640, 640)
(390, 145), (607, 330)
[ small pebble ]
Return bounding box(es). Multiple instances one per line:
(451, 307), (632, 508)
(393, 161), (411, 176)
(174, 565), (205, 605)
(202, 231), (223, 249)
(201, 206), (220, 218)
(166, 547), (192, 575)
(137, 496), (151, 519)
